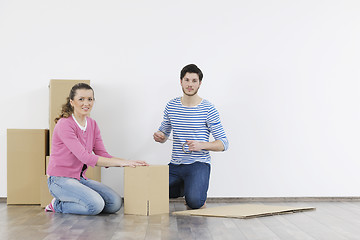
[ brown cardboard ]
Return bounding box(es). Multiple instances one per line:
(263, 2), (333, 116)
(49, 79), (90, 151)
(7, 129), (49, 204)
(124, 165), (169, 216)
(172, 204), (315, 219)
(85, 166), (101, 182)
(40, 175), (53, 208)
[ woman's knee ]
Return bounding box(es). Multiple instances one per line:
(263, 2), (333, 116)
(102, 193), (122, 214)
(87, 195), (105, 215)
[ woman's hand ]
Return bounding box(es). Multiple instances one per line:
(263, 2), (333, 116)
(118, 159), (149, 168)
(153, 131), (167, 143)
(96, 157), (149, 167)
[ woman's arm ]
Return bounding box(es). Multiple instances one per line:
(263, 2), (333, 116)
(96, 156), (149, 168)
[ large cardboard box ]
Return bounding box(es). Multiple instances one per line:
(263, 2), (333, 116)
(124, 165), (169, 216)
(49, 79), (90, 150)
(7, 129), (49, 204)
(49, 79), (101, 182)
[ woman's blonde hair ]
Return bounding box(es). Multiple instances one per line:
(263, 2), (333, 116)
(54, 83), (94, 124)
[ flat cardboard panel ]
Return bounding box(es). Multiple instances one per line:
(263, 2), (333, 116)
(40, 175), (53, 208)
(124, 167), (149, 215)
(124, 165), (169, 216)
(172, 204), (315, 219)
(49, 79), (90, 151)
(7, 129), (49, 204)
(148, 166), (169, 215)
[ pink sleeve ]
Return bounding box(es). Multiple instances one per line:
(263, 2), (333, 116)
(92, 120), (113, 158)
(57, 120), (99, 167)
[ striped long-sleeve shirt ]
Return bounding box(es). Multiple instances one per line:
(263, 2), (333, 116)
(159, 97), (229, 165)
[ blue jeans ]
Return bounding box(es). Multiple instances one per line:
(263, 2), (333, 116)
(169, 161), (211, 209)
(47, 176), (122, 215)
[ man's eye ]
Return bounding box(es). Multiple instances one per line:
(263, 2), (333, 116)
(88, 98), (93, 101)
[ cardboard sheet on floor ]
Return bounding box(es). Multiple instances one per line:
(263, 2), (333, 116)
(172, 204), (315, 219)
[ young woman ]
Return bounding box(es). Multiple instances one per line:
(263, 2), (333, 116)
(46, 83), (148, 215)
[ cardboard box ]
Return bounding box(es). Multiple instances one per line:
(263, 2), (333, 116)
(7, 129), (49, 204)
(124, 165), (169, 216)
(49, 79), (90, 151)
(40, 175), (53, 208)
(85, 166), (101, 182)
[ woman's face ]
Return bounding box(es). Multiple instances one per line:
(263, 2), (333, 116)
(70, 89), (94, 117)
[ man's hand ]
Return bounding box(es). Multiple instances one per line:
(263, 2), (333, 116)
(186, 140), (203, 152)
(153, 131), (167, 143)
(186, 140), (225, 152)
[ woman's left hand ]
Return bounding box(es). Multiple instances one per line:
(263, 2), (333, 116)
(120, 159), (149, 167)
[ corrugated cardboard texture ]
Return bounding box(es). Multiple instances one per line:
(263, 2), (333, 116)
(124, 165), (169, 215)
(7, 129), (49, 204)
(172, 204), (315, 219)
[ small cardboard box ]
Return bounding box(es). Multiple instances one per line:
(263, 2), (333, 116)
(7, 129), (49, 204)
(124, 165), (169, 216)
(49, 79), (90, 151)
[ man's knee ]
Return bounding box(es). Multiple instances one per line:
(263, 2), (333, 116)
(185, 196), (206, 209)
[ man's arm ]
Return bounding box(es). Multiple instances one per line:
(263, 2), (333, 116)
(186, 139), (225, 152)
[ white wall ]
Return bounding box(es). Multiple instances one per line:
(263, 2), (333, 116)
(1, 0), (359, 198)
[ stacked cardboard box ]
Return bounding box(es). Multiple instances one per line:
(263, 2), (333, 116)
(7, 129), (49, 204)
(7, 79), (101, 205)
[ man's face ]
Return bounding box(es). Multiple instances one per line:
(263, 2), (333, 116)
(181, 72), (201, 96)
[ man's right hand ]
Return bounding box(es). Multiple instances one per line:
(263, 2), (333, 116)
(153, 131), (167, 143)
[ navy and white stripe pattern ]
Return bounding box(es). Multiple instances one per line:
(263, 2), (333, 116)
(159, 97), (229, 165)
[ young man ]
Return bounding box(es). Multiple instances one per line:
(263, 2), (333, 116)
(153, 64), (229, 209)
